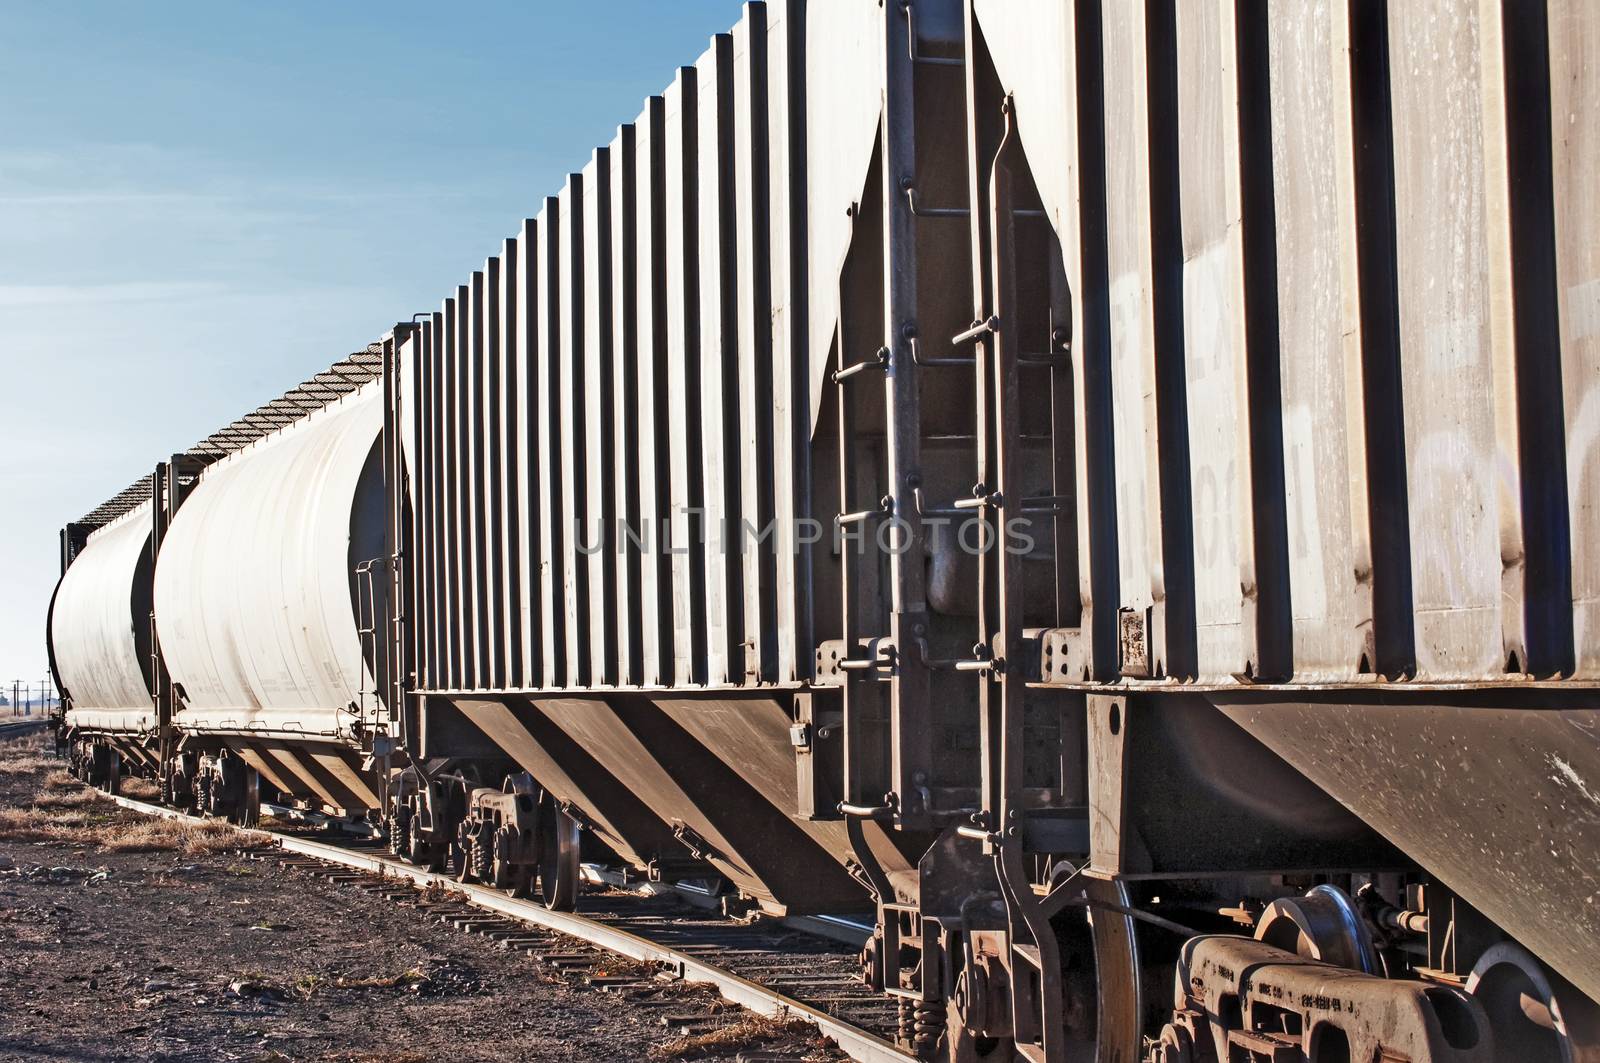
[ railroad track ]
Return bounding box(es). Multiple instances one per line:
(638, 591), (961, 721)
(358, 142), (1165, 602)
(0, 719), (49, 741)
(108, 792), (912, 1063)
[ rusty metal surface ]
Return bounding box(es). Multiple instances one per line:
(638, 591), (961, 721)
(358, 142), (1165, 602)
(1161, 936), (1493, 1063)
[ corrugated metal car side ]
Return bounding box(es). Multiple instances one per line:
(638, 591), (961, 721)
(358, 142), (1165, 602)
(631, 101), (671, 688)
(497, 237), (523, 688)
(401, 2), (873, 696)
(698, 34), (742, 688)
(609, 126), (644, 688)
(558, 173), (589, 689)
(477, 256), (508, 691)
(583, 151), (617, 688)
(766, 0), (808, 684)
(975, 0), (1598, 686)
(513, 225), (540, 688)
(734, 6), (780, 686)
(448, 290), (471, 688)
(663, 65), (706, 688)
(535, 198), (566, 690)
(1546, 2), (1600, 678)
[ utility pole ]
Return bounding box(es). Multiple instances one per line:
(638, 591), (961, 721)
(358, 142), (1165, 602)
(10, 680), (20, 719)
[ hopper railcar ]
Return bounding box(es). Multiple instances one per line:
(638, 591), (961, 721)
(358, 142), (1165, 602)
(47, 1), (1600, 1060)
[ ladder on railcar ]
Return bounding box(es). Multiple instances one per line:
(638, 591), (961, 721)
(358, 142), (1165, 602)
(828, 2), (968, 1054)
(830, 3), (1085, 1060)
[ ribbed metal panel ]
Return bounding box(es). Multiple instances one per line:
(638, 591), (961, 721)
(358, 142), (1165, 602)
(393, 0), (1600, 695)
(407, 1), (818, 695)
(975, 0), (1600, 686)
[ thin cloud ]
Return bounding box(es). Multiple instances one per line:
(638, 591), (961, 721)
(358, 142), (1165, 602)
(0, 143), (475, 212)
(0, 191), (230, 206)
(0, 281), (230, 307)
(0, 188), (471, 207)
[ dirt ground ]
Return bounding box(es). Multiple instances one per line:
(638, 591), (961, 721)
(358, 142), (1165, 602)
(0, 735), (840, 1063)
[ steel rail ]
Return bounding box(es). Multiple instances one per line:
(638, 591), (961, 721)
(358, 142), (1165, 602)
(108, 793), (910, 1063)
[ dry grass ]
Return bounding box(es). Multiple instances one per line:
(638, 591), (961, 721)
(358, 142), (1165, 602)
(119, 776), (160, 799)
(99, 816), (254, 854)
(32, 787), (103, 811)
(332, 968), (429, 991)
(41, 769), (79, 791)
(0, 752), (59, 774)
(651, 1014), (816, 1060)
(0, 806), (95, 844)
(0, 746), (256, 855)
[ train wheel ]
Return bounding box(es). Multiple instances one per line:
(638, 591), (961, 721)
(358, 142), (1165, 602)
(490, 831), (514, 891)
(405, 824), (430, 868)
(538, 794), (580, 912)
(90, 744), (113, 790)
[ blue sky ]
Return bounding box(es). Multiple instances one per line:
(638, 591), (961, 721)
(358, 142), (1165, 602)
(0, 1), (741, 680)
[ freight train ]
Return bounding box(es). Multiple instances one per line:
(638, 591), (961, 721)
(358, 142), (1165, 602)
(44, 2), (1600, 1060)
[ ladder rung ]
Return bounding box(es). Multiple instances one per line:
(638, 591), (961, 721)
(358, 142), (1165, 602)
(901, 1), (967, 70)
(836, 507), (889, 527)
(838, 800), (896, 819)
(952, 316), (999, 346)
(908, 334), (972, 368)
(913, 637), (994, 674)
(904, 183), (969, 219)
(833, 347), (890, 382)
